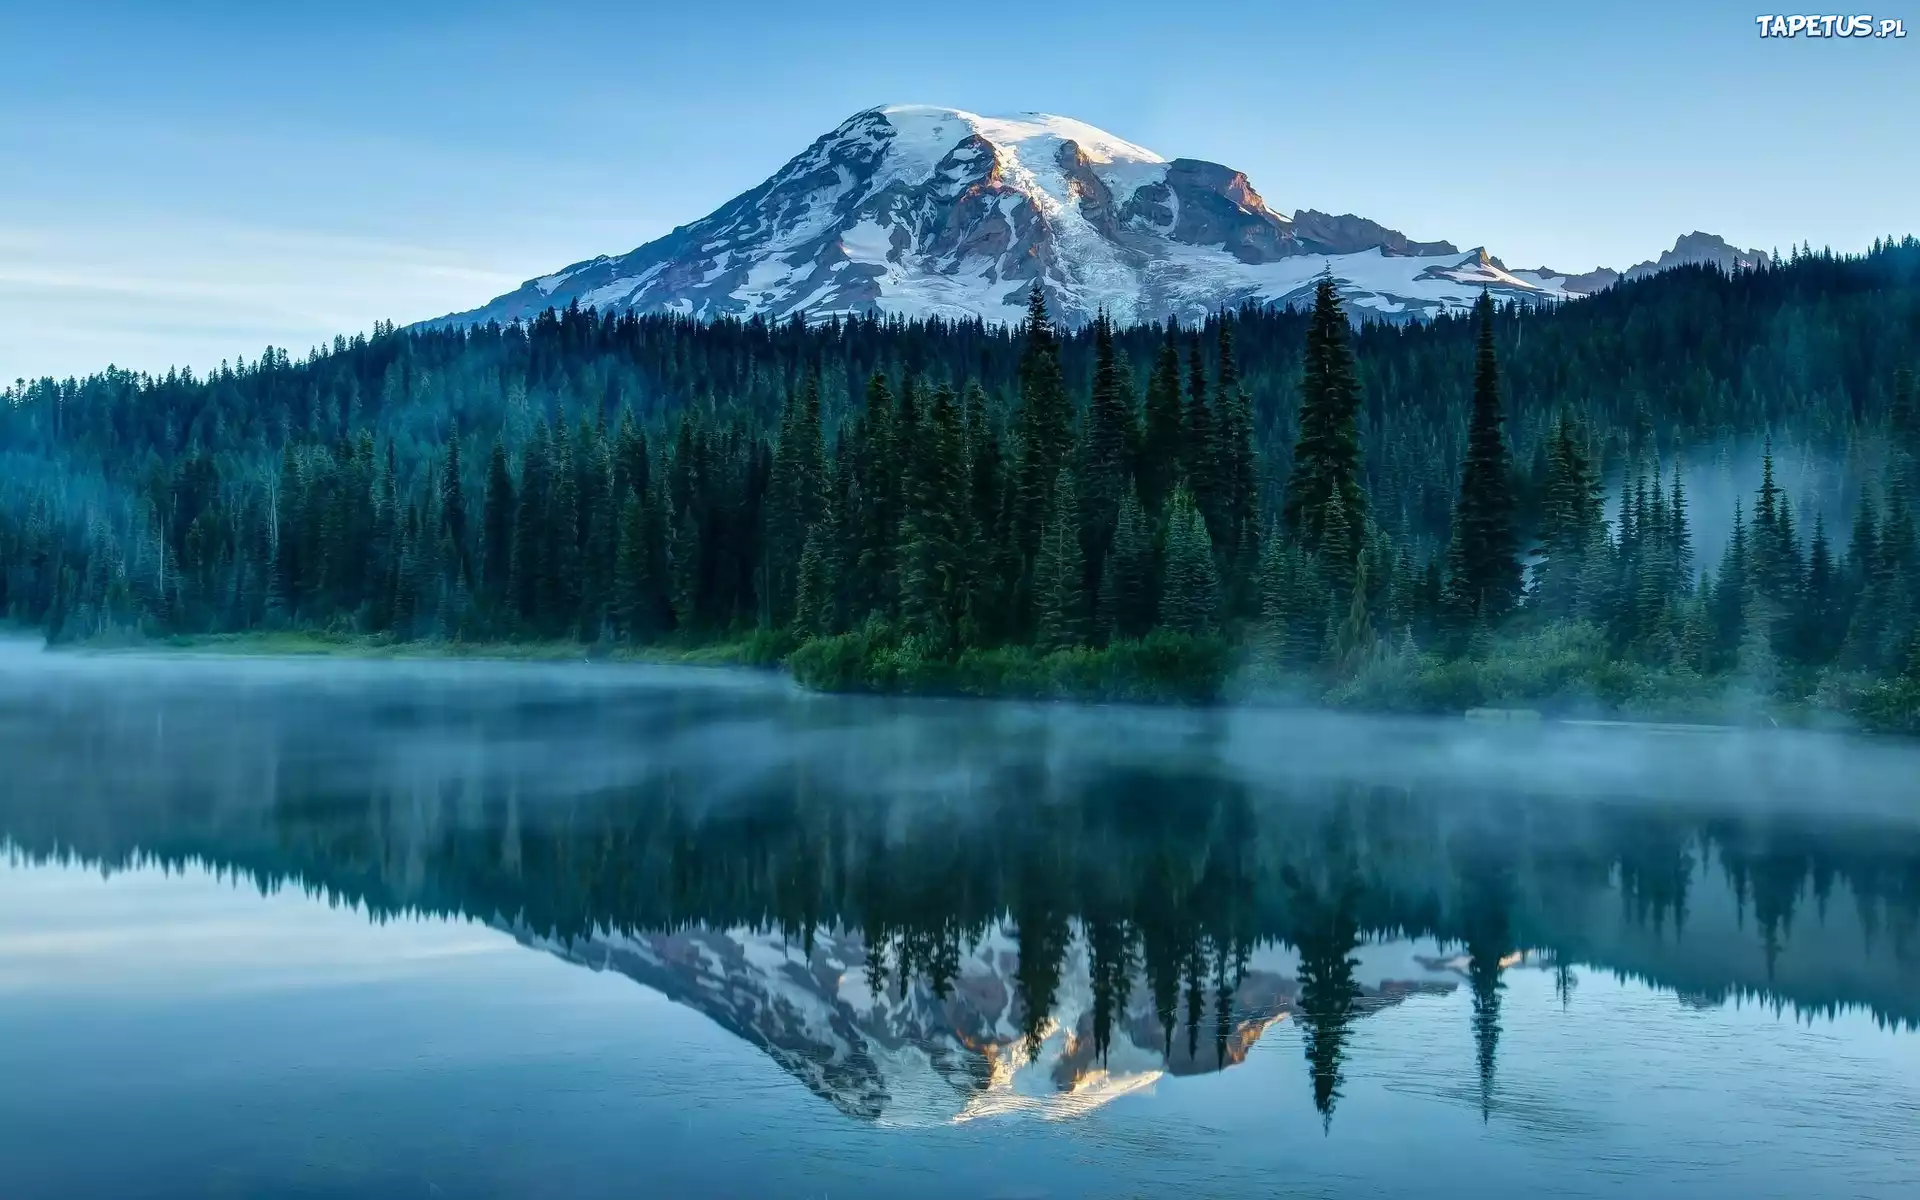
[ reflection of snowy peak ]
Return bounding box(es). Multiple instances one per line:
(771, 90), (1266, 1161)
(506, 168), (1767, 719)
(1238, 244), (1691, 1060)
(516, 920), (1457, 1124)
(440, 104), (1624, 328)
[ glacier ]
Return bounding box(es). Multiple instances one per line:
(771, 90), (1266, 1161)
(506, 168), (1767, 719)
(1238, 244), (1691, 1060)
(433, 105), (1765, 330)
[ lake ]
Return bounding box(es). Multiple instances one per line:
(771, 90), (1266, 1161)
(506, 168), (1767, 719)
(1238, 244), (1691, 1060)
(1, 645), (1917, 1199)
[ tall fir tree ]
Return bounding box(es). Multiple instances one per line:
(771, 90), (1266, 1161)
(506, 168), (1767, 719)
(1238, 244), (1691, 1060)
(1079, 312), (1137, 609)
(1283, 278), (1367, 573)
(439, 430), (469, 588)
(1181, 331), (1219, 535)
(901, 383), (968, 656)
(1032, 468), (1089, 654)
(1013, 287), (1074, 632)
(1450, 291), (1521, 620)
(1159, 487), (1219, 636)
(480, 438), (515, 613)
(509, 422), (552, 626)
(1214, 319), (1261, 614)
(1101, 486), (1156, 642)
(1139, 324), (1185, 519)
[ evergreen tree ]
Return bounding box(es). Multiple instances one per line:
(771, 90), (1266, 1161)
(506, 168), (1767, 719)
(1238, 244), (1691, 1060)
(1333, 552), (1374, 673)
(440, 431), (469, 588)
(1032, 468), (1088, 654)
(1533, 417), (1600, 617)
(1214, 319), (1261, 614)
(1079, 313), (1136, 610)
(1103, 486), (1156, 642)
(1795, 513), (1838, 665)
(1181, 331), (1219, 534)
(1138, 325), (1185, 518)
(1159, 487), (1219, 636)
(1283, 278), (1367, 571)
(765, 377), (825, 627)
(961, 381), (1007, 644)
(850, 373), (900, 622)
(549, 421), (583, 631)
(901, 383), (968, 655)
(1713, 502), (1751, 659)
(510, 423), (552, 626)
(1014, 287), (1074, 565)
(1890, 366), (1917, 470)
(580, 422), (616, 638)
(1451, 292), (1521, 620)
(480, 438), (515, 611)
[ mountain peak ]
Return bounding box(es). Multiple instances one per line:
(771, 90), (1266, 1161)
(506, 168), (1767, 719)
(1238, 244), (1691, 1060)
(432, 106), (1723, 331)
(869, 105), (1167, 168)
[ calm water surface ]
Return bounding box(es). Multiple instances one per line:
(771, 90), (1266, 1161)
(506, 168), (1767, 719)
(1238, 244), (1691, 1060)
(2, 647), (1917, 1198)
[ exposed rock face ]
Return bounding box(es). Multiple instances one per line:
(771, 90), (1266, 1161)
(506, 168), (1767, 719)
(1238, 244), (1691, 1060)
(432, 106), (1766, 330)
(434, 105), (1587, 329)
(1287, 209), (1459, 258)
(1514, 231), (1772, 296)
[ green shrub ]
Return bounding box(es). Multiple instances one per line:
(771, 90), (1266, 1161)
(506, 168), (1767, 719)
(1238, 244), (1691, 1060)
(790, 627), (1231, 704)
(1852, 676), (1920, 734)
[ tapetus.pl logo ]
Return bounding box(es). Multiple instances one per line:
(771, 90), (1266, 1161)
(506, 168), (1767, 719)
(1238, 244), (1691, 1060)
(1755, 14), (1907, 36)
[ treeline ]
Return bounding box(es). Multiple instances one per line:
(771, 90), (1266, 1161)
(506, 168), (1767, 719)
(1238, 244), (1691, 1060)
(2, 238), (1919, 725)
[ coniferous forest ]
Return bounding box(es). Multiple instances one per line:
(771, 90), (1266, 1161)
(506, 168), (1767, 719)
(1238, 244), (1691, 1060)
(4, 239), (1919, 729)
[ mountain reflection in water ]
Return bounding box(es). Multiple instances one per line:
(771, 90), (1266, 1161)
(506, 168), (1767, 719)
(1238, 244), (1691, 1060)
(2, 650), (1917, 1134)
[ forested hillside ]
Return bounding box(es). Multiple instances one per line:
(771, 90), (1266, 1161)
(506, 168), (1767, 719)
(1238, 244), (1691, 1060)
(3, 239), (1917, 726)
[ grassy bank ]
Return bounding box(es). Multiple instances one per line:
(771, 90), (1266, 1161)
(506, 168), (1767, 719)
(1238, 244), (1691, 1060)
(788, 625), (1232, 704)
(55, 622), (1917, 734)
(789, 618), (1916, 733)
(75, 628), (797, 669)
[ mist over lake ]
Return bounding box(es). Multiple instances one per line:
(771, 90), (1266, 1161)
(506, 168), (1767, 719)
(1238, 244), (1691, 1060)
(2, 648), (1916, 1198)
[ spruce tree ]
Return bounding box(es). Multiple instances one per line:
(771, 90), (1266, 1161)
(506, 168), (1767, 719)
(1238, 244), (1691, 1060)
(1796, 513), (1838, 665)
(1283, 278), (1366, 571)
(1214, 319), (1261, 613)
(1103, 486), (1155, 641)
(1451, 291), (1521, 620)
(614, 492), (648, 639)
(510, 423), (551, 626)
(481, 438), (515, 611)
(901, 383), (967, 655)
(613, 409), (648, 509)
(1891, 366), (1917, 467)
(961, 381), (1006, 645)
(440, 431), (469, 588)
(1534, 417), (1599, 617)
(1032, 468), (1088, 654)
(1334, 552), (1374, 673)
(548, 420), (582, 632)
(1181, 331), (1219, 534)
(1079, 312), (1136, 602)
(1713, 501), (1751, 659)
(793, 522), (830, 639)
(1139, 325), (1185, 518)
(1669, 462), (1694, 591)
(765, 378), (825, 627)
(850, 373), (899, 622)
(1159, 487), (1219, 636)
(1015, 287), (1074, 554)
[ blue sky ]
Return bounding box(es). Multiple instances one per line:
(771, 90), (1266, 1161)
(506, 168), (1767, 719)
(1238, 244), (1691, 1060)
(2, 0), (1913, 382)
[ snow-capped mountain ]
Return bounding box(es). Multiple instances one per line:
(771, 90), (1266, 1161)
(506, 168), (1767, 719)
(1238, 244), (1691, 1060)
(438, 105), (1603, 329)
(437, 105), (1770, 330)
(515, 918), (1459, 1125)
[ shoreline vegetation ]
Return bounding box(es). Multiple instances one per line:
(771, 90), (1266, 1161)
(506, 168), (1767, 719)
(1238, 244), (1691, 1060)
(55, 625), (1914, 735)
(5, 243), (1919, 737)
